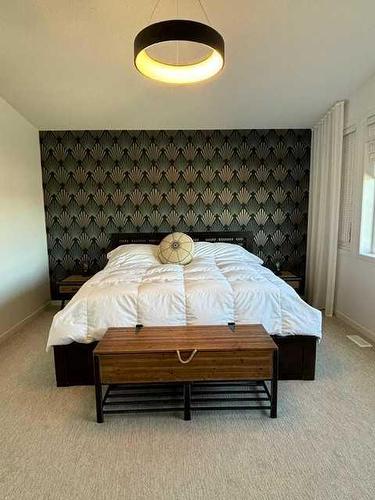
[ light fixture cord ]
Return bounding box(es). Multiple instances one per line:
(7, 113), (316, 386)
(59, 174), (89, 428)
(197, 0), (211, 24)
(149, 0), (211, 25)
(148, 0), (162, 23)
(176, 0), (180, 64)
(148, 0), (212, 64)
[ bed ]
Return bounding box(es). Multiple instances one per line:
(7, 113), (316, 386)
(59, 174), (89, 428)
(49, 232), (322, 386)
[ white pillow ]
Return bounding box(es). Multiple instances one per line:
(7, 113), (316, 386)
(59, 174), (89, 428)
(106, 244), (159, 267)
(194, 242), (263, 265)
(106, 240), (262, 267)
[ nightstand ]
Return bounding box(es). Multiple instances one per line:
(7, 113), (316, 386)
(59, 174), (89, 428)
(279, 271), (303, 295)
(57, 275), (92, 309)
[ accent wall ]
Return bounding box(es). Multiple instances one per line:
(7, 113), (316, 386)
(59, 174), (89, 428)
(39, 129), (311, 298)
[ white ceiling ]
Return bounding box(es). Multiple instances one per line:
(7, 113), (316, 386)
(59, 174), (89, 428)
(1, 0), (375, 130)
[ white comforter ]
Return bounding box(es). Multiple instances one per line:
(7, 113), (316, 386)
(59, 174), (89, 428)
(47, 242), (322, 349)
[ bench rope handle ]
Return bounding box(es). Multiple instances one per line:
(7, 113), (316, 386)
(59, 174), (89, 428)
(176, 349), (198, 364)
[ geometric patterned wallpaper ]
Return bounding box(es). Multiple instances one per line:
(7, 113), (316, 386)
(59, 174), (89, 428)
(39, 129), (311, 298)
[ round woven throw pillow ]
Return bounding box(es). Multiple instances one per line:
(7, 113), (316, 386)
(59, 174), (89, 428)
(158, 232), (195, 265)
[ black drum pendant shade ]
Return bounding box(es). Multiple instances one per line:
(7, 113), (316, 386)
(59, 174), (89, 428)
(134, 20), (225, 84)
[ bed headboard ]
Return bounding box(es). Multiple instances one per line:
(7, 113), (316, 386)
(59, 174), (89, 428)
(109, 232), (253, 252)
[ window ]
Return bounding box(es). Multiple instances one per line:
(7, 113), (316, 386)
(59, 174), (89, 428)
(339, 129), (356, 249)
(360, 119), (375, 256)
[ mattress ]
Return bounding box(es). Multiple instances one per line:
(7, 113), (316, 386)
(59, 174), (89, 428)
(47, 242), (322, 349)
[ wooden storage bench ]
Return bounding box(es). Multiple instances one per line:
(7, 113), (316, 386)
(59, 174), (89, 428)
(93, 324), (278, 422)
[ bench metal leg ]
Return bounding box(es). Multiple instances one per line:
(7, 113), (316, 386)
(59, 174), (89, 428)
(94, 355), (104, 423)
(270, 350), (278, 418)
(184, 383), (192, 421)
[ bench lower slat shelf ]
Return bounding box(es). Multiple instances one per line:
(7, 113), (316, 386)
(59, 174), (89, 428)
(100, 381), (274, 418)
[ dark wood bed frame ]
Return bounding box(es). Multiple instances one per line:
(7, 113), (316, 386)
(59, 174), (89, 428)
(53, 231), (318, 386)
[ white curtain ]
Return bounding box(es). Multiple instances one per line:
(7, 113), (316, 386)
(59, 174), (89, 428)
(306, 101), (344, 316)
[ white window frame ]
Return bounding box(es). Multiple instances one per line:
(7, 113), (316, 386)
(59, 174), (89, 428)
(338, 127), (356, 250)
(359, 115), (375, 259)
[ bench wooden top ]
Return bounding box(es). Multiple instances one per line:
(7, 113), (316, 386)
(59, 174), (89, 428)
(94, 324), (277, 355)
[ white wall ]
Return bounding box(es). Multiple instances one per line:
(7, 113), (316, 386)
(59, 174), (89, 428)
(335, 72), (375, 340)
(0, 97), (49, 338)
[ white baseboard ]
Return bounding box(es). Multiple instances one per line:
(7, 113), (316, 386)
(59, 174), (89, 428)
(335, 310), (375, 343)
(0, 301), (50, 344)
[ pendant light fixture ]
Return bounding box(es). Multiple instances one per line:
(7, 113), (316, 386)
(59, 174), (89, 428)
(134, 0), (224, 84)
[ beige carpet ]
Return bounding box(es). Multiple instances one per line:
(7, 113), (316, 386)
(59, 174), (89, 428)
(1, 309), (375, 500)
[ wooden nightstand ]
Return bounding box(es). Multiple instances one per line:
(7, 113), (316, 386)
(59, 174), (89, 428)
(279, 271), (303, 294)
(57, 275), (92, 309)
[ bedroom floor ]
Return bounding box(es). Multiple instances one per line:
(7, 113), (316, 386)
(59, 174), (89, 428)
(1, 309), (375, 500)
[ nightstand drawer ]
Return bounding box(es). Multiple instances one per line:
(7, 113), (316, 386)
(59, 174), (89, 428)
(279, 271), (303, 294)
(59, 285), (81, 294)
(57, 274), (92, 310)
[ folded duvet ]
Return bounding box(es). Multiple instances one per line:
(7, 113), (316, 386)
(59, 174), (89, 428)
(47, 242), (322, 349)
